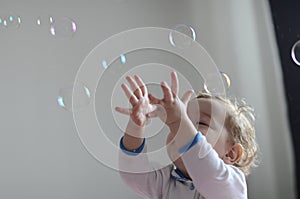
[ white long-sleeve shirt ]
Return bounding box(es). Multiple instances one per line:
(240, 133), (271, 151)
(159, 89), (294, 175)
(119, 134), (247, 199)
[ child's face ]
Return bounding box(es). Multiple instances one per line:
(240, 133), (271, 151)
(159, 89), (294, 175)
(166, 98), (232, 171)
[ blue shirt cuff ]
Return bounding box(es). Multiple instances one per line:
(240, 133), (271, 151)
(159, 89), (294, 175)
(178, 132), (202, 154)
(119, 136), (146, 156)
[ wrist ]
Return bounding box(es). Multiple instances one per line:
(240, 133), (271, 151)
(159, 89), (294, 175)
(168, 114), (191, 134)
(122, 133), (145, 152)
(125, 118), (146, 138)
(169, 117), (198, 149)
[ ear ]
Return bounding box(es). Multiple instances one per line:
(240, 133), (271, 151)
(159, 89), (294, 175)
(223, 143), (243, 164)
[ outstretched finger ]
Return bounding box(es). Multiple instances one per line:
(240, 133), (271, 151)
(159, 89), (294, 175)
(121, 83), (138, 106)
(115, 107), (132, 115)
(161, 81), (173, 103)
(134, 75), (148, 97)
(181, 89), (195, 105)
(171, 71), (179, 97)
(126, 76), (143, 99)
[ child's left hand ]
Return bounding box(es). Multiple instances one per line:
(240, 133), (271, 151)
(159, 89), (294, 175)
(148, 71), (194, 134)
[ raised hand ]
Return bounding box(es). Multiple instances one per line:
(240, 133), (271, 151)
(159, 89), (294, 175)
(115, 75), (156, 127)
(148, 71), (194, 133)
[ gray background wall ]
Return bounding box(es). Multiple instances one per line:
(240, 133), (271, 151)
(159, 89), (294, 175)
(0, 0), (296, 198)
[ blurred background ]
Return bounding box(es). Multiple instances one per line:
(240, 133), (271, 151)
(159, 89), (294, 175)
(0, 0), (297, 198)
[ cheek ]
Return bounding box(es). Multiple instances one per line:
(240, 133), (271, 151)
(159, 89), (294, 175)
(209, 133), (229, 158)
(212, 140), (223, 157)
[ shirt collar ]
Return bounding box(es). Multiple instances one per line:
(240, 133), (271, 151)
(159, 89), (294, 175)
(170, 165), (192, 183)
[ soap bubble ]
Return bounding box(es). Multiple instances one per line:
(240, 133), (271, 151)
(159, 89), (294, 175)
(169, 24), (196, 49)
(120, 54), (126, 64)
(291, 40), (300, 66)
(204, 72), (230, 94)
(1, 14), (21, 29)
(57, 82), (91, 112)
(50, 17), (77, 39)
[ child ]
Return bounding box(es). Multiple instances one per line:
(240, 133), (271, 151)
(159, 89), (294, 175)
(115, 72), (258, 199)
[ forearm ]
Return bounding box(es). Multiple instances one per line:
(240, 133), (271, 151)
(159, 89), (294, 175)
(123, 119), (145, 151)
(168, 116), (198, 152)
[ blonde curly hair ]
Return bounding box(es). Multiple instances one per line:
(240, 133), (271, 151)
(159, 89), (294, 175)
(196, 92), (259, 176)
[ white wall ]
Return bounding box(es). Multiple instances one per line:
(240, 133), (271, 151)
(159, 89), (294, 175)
(0, 0), (295, 198)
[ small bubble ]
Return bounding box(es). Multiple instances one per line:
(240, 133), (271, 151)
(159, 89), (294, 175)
(1, 14), (21, 29)
(203, 72), (230, 94)
(50, 17), (77, 39)
(57, 82), (91, 112)
(36, 18), (41, 26)
(102, 60), (108, 69)
(291, 40), (300, 66)
(50, 26), (55, 35)
(169, 24), (196, 49)
(220, 72), (231, 89)
(35, 16), (53, 27)
(120, 54), (126, 64)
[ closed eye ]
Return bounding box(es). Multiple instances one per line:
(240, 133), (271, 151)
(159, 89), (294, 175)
(196, 121), (208, 126)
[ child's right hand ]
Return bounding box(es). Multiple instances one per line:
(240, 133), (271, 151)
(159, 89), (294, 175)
(115, 75), (156, 127)
(147, 72), (195, 134)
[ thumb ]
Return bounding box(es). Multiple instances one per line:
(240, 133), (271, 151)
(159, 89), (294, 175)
(181, 89), (194, 105)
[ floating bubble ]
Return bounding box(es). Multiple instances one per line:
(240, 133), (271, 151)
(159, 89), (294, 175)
(204, 72), (230, 94)
(36, 18), (41, 26)
(50, 17), (77, 38)
(1, 14), (21, 29)
(220, 72), (231, 89)
(102, 60), (108, 69)
(57, 82), (91, 112)
(169, 24), (196, 49)
(291, 40), (300, 66)
(120, 54), (126, 64)
(36, 16), (53, 27)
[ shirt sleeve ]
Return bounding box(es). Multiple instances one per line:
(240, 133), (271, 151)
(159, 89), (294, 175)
(181, 134), (247, 199)
(118, 137), (169, 199)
